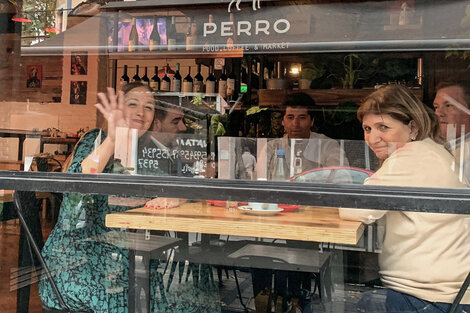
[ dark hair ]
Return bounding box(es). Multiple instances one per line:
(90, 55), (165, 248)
(436, 80), (470, 107)
(98, 83), (155, 131)
(358, 84), (443, 144)
(281, 92), (316, 120)
(154, 99), (184, 122)
(121, 82), (176, 123)
(121, 82), (154, 95)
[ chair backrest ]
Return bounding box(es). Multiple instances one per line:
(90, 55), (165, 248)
(448, 272), (470, 313)
(13, 191), (71, 312)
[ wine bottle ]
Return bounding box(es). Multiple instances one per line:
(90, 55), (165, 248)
(185, 17), (197, 51)
(149, 17), (161, 51)
(128, 18), (139, 52)
(131, 65), (141, 82)
(141, 67), (150, 85)
(203, 14), (214, 48)
(161, 64), (171, 91)
(218, 66), (227, 99)
(227, 66), (236, 99)
(150, 66), (160, 91)
(206, 65), (216, 95)
(167, 16), (177, 51)
(172, 63), (182, 92)
(226, 13), (236, 49)
(182, 66), (193, 93)
(240, 66), (247, 94)
(120, 65), (130, 86)
(193, 64), (204, 93)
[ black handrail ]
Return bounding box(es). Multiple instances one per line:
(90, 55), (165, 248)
(2, 171), (470, 214)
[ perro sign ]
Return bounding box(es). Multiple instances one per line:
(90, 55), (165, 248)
(203, 19), (291, 37)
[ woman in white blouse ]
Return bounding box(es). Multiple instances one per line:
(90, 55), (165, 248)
(340, 84), (470, 313)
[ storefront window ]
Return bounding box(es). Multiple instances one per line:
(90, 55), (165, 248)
(1, 0), (469, 312)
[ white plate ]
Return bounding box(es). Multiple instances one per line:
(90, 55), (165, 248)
(237, 205), (284, 216)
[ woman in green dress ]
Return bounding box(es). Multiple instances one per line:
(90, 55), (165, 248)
(39, 83), (221, 313)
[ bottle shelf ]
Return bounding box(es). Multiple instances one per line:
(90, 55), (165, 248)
(258, 88), (423, 106)
(108, 49), (244, 60)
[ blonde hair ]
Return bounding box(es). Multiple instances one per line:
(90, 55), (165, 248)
(357, 84), (444, 145)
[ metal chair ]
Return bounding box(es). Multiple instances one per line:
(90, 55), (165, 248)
(14, 191), (93, 313)
(448, 272), (470, 313)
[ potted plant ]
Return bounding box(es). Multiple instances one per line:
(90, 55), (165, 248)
(299, 59), (326, 89)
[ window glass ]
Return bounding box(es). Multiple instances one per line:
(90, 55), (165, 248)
(2, 1), (470, 313)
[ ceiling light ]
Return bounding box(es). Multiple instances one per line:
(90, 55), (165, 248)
(12, 12), (32, 23)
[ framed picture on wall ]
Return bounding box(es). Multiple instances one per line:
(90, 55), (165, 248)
(26, 65), (42, 88)
(70, 81), (87, 105)
(71, 51), (87, 75)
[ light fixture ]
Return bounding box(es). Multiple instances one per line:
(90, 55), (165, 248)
(158, 64), (175, 77)
(12, 11), (32, 23)
(289, 64), (301, 76)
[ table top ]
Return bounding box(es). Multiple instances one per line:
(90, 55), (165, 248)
(41, 137), (79, 144)
(106, 202), (365, 245)
(0, 190), (14, 203)
(0, 129), (47, 137)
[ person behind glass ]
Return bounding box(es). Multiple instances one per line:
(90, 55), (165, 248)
(340, 84), (470, 313)
(235, 146), (257, 179)
(136, 98), (187, 177)
(253, 93), (349, 312)
(39, 83), (180, 313)
(256, 92), (349, 180)
(433, 80), (470, 183)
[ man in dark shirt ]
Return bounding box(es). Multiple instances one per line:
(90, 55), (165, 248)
(137, 99), (187, 176)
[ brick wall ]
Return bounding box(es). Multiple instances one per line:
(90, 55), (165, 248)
(0, 100), (97, 161)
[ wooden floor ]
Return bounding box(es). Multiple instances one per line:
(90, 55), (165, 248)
(0, 217), (53, 313)
(0, 212), (372, 313)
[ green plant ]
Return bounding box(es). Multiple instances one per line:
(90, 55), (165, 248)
(300, 60), (326, 81)
(245, 106), (268, 116)
(330, 54), (363, 89)
(210, 114), (228, 137)
(317, 101), (362, 140)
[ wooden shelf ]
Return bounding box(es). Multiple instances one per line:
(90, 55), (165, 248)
(384, 24), (422, 31)
(108, 49), (244, 60)
(259, 88), (423, 106)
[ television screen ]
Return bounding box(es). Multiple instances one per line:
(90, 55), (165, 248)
(136, 18), (153, 46)
(117, 21), (132, 52)
(107, 19), (114, 51)
(115, 17), (167, 51)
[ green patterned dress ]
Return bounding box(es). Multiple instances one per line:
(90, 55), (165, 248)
(39, 129), (221, 313)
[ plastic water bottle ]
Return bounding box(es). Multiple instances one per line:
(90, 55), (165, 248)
(272, 149), (289, 181)
(294, 151), (303, 175)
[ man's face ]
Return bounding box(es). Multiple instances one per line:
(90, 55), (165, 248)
(433, 86), (470, 139)
(282, 107), (313, 139)
(153, 107), (187, 146)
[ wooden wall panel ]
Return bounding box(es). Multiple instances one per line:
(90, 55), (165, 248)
(13, 55), (63, 103)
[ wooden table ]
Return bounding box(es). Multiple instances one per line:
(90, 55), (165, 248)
(0, 190), (14, 203)
(40, 137), (79, 154)
(106, 202), (364, 245)
(0, 129), (47, 161)
(106, 202), (364, 313)
(1, 190), (58, 221)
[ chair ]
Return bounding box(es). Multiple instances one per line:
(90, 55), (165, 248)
(34, 155), (63, 223)
(448, 272), (470, 313)
(13, 191), (92, 313)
